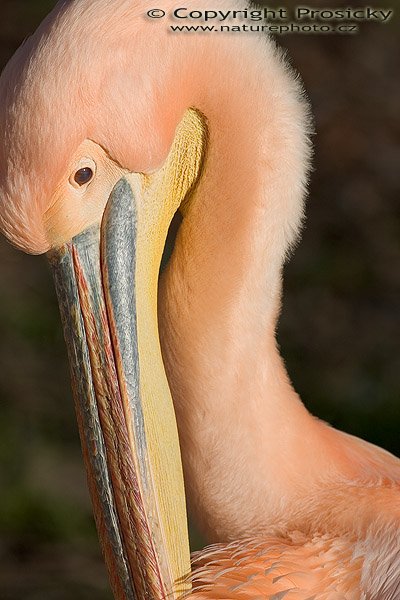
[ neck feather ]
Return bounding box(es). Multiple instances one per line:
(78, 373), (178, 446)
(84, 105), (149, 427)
(158, 34), (312, 540)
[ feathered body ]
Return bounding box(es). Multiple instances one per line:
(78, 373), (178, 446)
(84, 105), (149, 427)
(0, 1), (399, 598)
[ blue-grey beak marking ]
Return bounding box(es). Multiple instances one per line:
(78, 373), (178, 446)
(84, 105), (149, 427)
(101, 179), (148, 477)
(47, 178), (170, 600)
(48, 218), (136, 600)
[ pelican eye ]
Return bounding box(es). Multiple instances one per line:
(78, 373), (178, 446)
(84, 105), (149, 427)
(74, 167), (94, 186)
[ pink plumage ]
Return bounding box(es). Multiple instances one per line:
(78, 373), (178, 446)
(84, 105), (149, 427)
(0, 1), (398, 599)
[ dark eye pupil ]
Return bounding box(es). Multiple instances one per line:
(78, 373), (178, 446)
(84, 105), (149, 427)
(74, 167), (93, 186)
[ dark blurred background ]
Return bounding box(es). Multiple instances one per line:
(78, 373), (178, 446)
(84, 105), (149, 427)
(0, 1), (399, 598)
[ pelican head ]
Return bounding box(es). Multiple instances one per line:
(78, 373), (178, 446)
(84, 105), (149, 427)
(0, 1), (310, 599)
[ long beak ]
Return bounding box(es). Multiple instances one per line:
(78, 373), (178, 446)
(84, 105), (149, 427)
(47, 178), (191, 600)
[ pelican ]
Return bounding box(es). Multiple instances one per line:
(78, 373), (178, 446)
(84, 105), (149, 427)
(0, 1), (399, 598)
